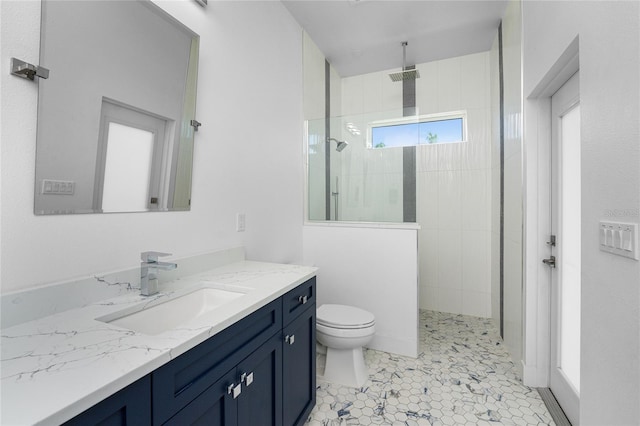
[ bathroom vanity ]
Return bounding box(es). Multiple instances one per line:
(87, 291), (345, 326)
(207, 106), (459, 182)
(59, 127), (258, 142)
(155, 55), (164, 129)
(66, 278), (316, 426)
(0, 255), (317, 425)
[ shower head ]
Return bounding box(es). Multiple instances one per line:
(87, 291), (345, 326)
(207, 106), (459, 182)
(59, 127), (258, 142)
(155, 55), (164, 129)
(389, 41), (420, 82)
(389, 68), (420, 82)
(328, 137), (349, 152)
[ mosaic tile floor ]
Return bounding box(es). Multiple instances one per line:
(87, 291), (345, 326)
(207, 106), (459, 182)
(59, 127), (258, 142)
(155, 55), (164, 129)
(306, 310), (554, 426)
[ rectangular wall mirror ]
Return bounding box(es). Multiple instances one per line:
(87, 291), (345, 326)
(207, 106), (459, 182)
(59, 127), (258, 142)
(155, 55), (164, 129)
(35, 0), (200, 215)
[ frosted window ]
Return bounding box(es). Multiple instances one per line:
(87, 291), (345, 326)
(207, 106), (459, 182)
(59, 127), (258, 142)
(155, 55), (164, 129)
(102, 123), (154, 212)
(560, 104), (581, 392)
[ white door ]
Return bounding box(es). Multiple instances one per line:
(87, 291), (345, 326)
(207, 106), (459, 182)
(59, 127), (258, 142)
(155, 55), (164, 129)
(546, 71), (581, 424)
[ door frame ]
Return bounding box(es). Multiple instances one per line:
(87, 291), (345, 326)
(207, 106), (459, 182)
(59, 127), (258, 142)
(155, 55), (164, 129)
(522, 36), (579, 388)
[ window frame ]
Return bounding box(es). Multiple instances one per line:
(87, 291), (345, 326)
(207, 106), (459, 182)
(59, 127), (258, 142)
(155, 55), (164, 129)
(366, 110), (468, 149)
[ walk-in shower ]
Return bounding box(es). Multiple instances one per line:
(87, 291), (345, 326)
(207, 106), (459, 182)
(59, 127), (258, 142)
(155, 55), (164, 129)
(307, 110), (421, 223)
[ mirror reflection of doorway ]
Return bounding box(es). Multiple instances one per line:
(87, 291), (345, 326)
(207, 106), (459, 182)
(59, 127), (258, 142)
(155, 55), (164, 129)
(94, 99), (171, 212)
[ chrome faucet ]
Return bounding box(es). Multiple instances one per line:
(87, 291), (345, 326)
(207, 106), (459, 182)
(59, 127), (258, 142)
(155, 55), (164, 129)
(140, 251), (177, 296)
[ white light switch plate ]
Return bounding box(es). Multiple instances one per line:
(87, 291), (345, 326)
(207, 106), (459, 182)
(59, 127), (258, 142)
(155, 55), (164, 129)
(42, 179), (75, 195)
(236, 213), (246, 232)
(599, 221), (638, 260)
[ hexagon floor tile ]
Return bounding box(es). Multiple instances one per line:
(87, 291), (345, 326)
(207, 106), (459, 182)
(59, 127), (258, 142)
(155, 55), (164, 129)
(306, 310), (554, 426)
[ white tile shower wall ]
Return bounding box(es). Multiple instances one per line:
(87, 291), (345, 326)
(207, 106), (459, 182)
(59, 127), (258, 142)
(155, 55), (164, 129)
(415, 52), (493, 318)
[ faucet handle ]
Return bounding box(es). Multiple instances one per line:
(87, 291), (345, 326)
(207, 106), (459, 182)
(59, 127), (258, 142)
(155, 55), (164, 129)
(141, 251), (172, 263)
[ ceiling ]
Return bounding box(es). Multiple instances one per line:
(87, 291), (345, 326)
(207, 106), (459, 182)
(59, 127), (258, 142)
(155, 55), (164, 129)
(281, 0), (508, 77)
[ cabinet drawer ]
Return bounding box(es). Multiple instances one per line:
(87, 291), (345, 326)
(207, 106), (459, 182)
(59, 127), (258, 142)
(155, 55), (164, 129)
(282, 277), (315, 325)
(153, 298), (282, 425)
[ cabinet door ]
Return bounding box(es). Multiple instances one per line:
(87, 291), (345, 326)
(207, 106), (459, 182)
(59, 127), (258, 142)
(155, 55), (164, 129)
(237, 334), (283, 426)
(163, 369), (238, 426)
(63, 375), (151, 426)
(282, 307), (316, 426)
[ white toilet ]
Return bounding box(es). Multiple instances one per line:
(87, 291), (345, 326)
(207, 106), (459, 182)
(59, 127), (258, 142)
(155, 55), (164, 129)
(316, 304), (375, 388)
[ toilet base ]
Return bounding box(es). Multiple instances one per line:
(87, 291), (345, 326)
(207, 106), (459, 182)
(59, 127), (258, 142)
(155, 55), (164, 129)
(323, 346), (369, 388)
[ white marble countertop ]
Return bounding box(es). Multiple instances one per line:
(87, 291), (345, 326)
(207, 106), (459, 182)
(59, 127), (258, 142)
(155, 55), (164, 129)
(1, 260), (317, 426)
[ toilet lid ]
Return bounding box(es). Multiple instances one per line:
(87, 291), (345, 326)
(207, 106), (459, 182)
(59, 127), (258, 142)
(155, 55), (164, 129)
(317, 304), (375, 329)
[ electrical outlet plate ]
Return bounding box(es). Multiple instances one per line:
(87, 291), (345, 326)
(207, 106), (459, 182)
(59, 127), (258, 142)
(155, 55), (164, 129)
(599, 221), (638, 260)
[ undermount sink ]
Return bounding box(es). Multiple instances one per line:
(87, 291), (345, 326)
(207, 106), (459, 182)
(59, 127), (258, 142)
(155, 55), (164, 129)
(98, 287), (246, 335)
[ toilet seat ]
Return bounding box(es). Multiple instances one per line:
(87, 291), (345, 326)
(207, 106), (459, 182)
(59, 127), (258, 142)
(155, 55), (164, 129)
(317, 304), (375, 329)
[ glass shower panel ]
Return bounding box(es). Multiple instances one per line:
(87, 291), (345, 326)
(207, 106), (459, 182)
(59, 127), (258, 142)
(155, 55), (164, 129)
(306, 110), (419, 223)
(307, 118), (326, 220)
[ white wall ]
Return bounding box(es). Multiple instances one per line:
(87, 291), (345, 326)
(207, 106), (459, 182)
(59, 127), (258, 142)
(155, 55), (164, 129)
(303, 224), (419, 358)
(1, 1), (305, 293)
(522, 1), (640, 423)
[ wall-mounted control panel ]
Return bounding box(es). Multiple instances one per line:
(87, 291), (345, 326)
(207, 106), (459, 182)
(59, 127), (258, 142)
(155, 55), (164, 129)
(599, 221), (638, 260)
(41, 179), (75, 195)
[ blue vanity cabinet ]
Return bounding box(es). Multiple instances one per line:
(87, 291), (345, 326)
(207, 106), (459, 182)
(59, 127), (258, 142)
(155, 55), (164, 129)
(282, 277), (316, 426)
(153, 298), (282, 425)
(62, 375), (151, 426)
